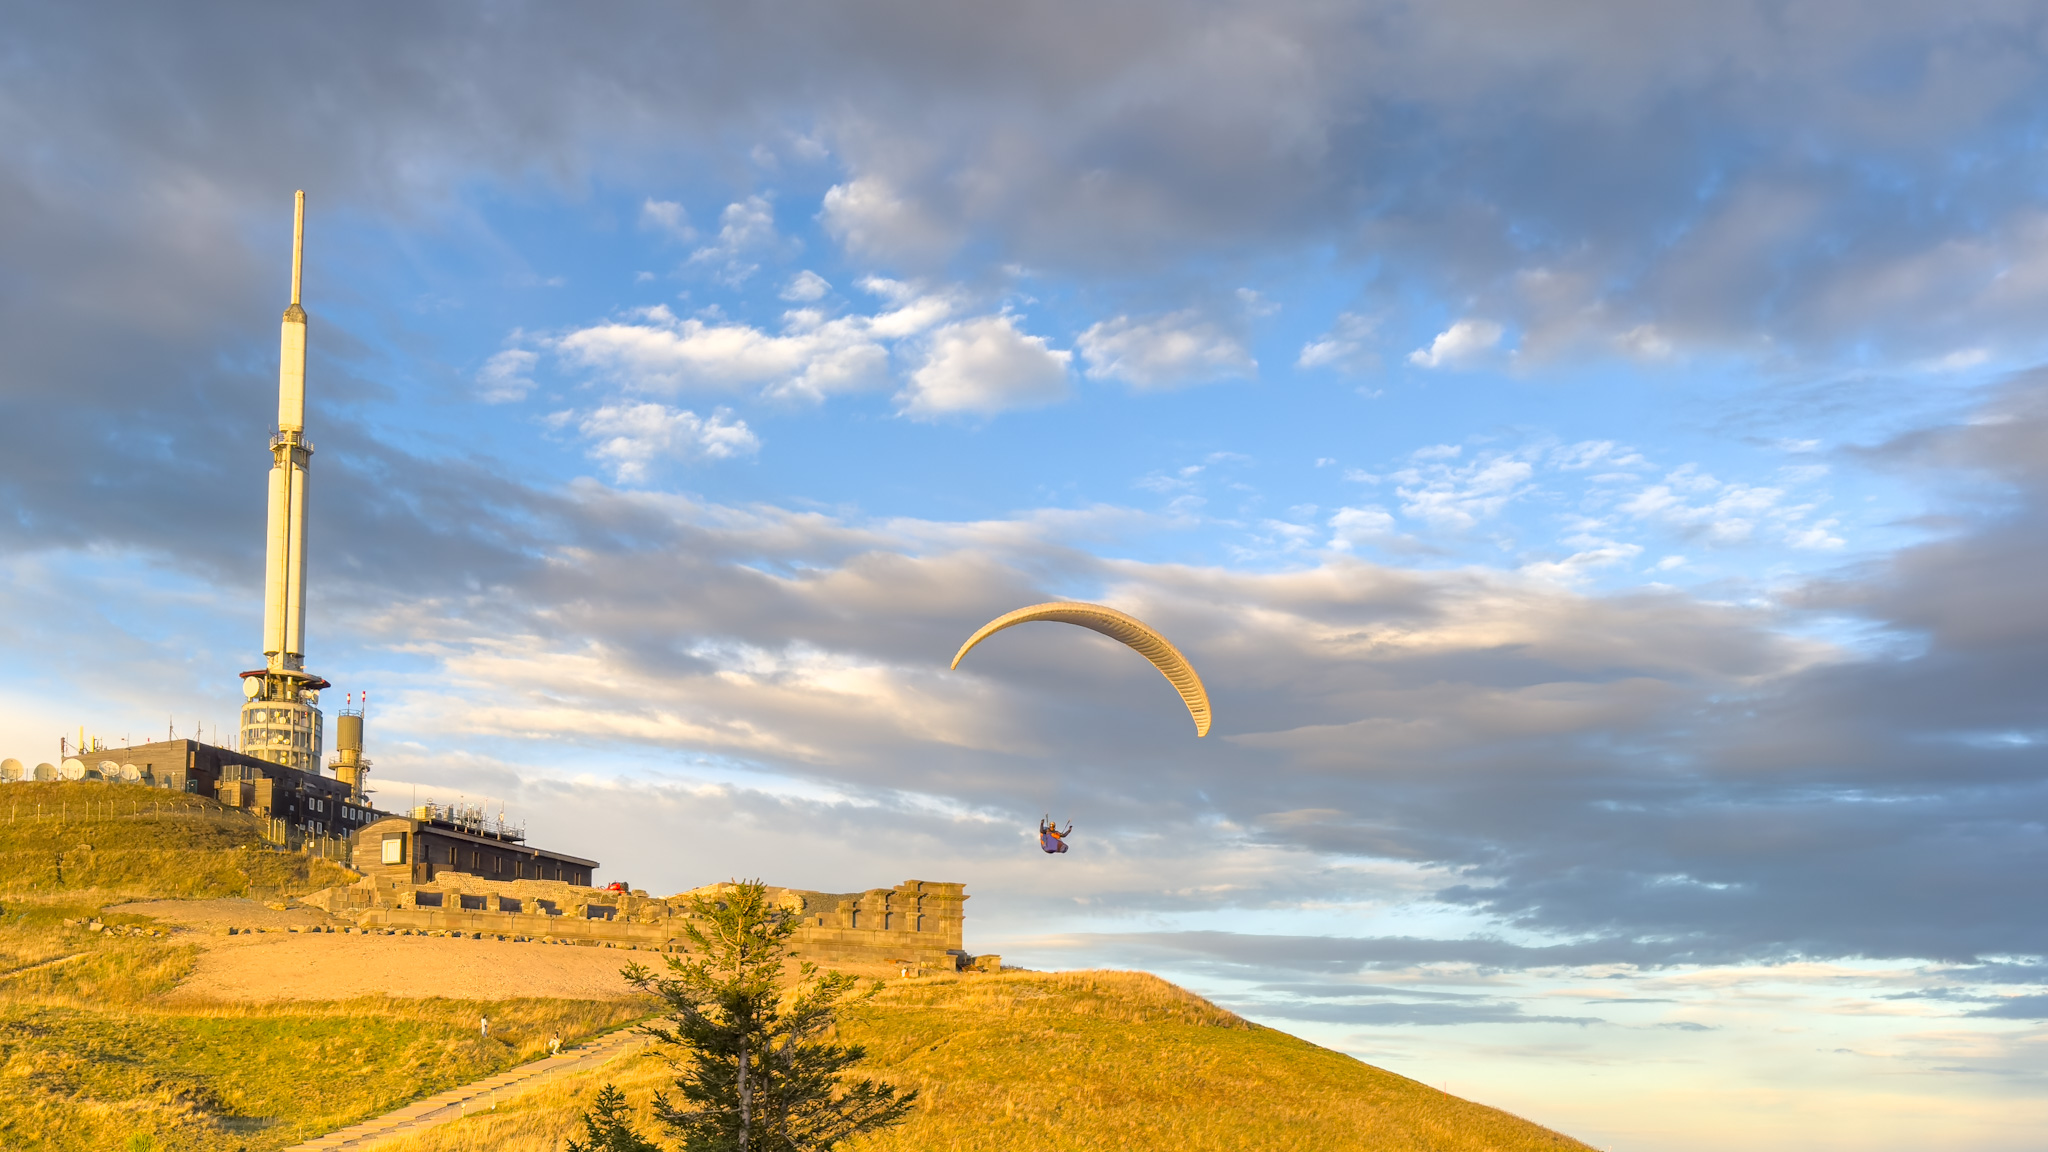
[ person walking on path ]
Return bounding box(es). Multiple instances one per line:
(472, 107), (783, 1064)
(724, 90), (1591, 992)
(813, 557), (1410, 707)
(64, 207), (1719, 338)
(548, 1031), (562, 1056)
(479, 1014), (490, 1039)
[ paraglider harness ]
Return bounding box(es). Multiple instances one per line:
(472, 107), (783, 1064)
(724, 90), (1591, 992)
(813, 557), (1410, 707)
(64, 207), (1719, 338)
(1039, 815), (1072, 854)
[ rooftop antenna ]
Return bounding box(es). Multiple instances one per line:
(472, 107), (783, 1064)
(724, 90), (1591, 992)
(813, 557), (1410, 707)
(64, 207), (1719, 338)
(290, 189), (305, 308)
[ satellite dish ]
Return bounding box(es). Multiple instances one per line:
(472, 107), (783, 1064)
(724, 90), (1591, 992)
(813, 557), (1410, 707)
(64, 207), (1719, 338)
(61, 758), (86, 780)
(121, 763), (141, 782)
(243, 677), (262, 699)
(0, 759), (20, 782)
(33, 762), (57, 781)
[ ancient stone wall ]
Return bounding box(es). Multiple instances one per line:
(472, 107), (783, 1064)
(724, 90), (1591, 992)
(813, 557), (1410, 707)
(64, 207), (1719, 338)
(301, 873), (973, 970)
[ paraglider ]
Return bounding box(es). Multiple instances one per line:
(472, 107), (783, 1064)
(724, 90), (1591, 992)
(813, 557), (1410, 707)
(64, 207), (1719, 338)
(1039, 816), (1072, 854)
(949, 601), (1212, 737)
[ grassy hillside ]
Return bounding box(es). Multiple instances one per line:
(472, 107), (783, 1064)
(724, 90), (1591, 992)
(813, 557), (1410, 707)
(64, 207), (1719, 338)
(376, 970), (1594, 1152)
(0, 781), (356, 899)
(0, 782), (650, 1151)
(0, 783), (1593, 1151)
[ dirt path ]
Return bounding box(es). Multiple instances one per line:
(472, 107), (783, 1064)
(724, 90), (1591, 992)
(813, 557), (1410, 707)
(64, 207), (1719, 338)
(278, 1026), (651, 1151)
(114, 899), (651, 1001)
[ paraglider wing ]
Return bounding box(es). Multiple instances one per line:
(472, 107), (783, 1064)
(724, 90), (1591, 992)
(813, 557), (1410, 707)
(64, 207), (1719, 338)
(950, 601), (1212, 737)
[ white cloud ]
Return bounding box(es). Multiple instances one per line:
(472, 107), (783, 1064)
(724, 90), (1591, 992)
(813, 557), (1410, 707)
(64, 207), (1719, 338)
(781, 270), (831, 302)
(1553, 440), (1649, 471)
(558, 284), (1071, 415)
(821, 177), (957, 265)
(1521, 541), (1644, 584)
(555, 295), (950, 403)
(897, 315), (1071, 418)
(576, 402), (759, 482)
(1078, 310), (1254, 389)
(1327, 505), (1396, 550)
(1919, 347), (1991, 372)
(1393, 454), (1535, 530)
(639, 198), (695, 242)
(1787, 519), (1845, 549)
(689, 195), (786, 284)
(1621, 467), (1794, 546)
(1236, 287), (1279, 317)
(1407, 318), (1505, 369)
(1297, 312), (1378, 371)
(1613, 324), (1674, 360)
(476, 347), (537, 404)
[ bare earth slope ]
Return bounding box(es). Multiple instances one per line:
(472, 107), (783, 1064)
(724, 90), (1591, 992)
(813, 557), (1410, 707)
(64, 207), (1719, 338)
(113, 899), (644, 1002)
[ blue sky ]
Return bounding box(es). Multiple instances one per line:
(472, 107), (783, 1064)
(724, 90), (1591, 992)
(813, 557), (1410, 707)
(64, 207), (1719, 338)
(5, 5), (2048, 1149)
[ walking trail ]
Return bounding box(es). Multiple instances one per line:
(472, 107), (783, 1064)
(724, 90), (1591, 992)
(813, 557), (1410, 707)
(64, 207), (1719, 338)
(279, 1025), (651, 1151)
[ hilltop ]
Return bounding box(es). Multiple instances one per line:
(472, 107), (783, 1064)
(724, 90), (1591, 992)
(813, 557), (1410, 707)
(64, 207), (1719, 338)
(377, 969), (1593, 1152)
(0, 782), (1592, 1151)
(0, 781), (356, 900)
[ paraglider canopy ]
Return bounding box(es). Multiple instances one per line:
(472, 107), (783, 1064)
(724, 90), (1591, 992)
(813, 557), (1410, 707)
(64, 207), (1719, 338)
(951, 601), (1212, 737)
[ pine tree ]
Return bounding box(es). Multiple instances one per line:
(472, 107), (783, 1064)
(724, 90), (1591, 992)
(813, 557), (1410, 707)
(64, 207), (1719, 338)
(622, 879), (917, 1152)
(565, 1082), (659, 1152)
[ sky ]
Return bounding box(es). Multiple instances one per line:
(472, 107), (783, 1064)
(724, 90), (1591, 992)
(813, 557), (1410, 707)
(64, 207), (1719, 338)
(3, 3), (2048, 1148)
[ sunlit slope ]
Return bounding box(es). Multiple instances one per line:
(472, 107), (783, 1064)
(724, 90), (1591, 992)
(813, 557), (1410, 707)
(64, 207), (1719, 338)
(0, 782), (644, 1152)
(0, 781), (355, 898)
(381, 970), (1595, 1152)
(849, 971), (1591, 1152)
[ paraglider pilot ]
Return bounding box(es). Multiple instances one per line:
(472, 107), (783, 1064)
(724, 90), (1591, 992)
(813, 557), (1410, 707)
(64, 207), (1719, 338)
(1039, 815), (1073, 854)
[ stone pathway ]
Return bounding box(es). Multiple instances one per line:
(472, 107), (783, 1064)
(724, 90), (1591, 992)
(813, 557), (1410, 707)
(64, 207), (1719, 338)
(279, 1026), (651, 1150)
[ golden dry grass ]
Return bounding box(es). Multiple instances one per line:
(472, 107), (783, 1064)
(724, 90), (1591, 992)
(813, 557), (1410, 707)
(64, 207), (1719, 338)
(0, 782), (654, 1152)
(0, 785), (1594, 1151)
(378, 970), (1594, 1152)
(0, 781), (356, 900)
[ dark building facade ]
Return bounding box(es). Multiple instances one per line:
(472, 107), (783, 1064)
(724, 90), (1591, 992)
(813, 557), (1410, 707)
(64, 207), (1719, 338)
(86, 739), (376, 841)
(357, 809), (597, 888)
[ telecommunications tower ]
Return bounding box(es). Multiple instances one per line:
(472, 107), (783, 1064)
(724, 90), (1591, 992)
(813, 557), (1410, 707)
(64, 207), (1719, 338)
(238, 191), (333, 776)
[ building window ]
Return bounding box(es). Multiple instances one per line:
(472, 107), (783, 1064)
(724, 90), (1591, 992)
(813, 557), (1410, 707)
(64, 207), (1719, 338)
(850, 911), (860, 929)
(500, 897), (522, 913)
(415, 891), (444, 908)
(885, 913), (896, 931)
(459, 895), (486, 911)
(381, 837), (404, 865)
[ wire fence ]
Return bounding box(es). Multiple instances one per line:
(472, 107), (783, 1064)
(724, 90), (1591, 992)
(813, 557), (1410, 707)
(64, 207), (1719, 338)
(2, 793), (353, 868)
